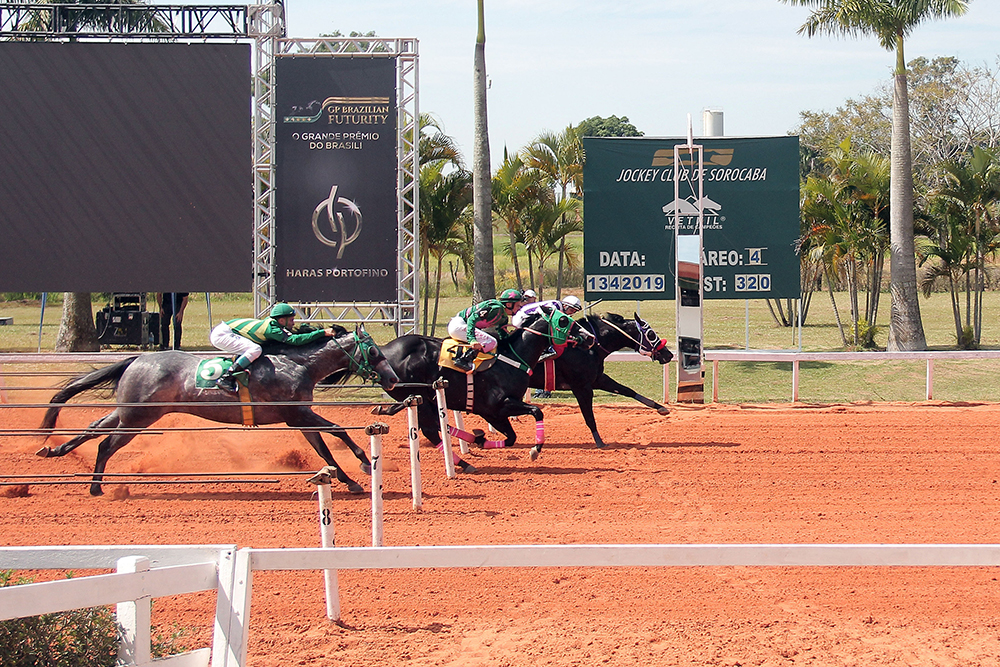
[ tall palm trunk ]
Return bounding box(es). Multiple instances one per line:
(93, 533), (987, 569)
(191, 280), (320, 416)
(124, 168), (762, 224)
(471, 0), (495, 302)
(886, 42), (926, 351)
(422, 255), (431, 335)
(431, 253), (445, 337)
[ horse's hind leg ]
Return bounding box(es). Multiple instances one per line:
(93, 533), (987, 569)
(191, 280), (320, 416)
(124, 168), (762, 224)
(37, 411), (120, 458)
(299, 430), (364, 495)
(89, 430), (139, 496)
(569, 385), (606, 448)
(415, 404), (479, 474)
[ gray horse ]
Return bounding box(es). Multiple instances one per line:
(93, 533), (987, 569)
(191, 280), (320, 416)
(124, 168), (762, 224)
(37, 326), (398, 496)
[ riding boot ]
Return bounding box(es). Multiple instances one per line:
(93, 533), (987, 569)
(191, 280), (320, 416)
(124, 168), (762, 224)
(216, 355), (251, 394)
(452, 347), (479, 372)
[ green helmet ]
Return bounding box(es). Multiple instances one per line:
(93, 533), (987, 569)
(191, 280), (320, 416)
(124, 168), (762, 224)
(499, 288), (523, 304)
(269, 303), (296, 318)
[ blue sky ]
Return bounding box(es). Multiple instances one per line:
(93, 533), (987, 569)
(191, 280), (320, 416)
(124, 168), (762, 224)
(282, 1), (1000, 167)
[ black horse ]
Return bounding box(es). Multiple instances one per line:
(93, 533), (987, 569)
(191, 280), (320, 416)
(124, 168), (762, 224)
(37, 326), (398, 495)
(374, 307), (594, 470)
(528, 313), (673, 448)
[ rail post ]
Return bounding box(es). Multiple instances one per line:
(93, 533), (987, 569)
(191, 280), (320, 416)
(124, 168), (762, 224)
(452, 411), (470, 454)
(116, 556), (152, 666)
(403, 395), (423, 510)
(366, 422), (389, 546)
(432, 378), (456, 478)
(306, 467), (340, 621)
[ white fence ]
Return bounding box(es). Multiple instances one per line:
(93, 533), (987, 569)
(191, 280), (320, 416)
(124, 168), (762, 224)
(704, 349), (1000, 402)
(6, 541), (1000, 667)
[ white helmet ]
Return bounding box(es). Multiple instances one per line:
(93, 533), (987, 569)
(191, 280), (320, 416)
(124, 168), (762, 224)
(561, 295), (582, 312)
(523, 289), (537, 301)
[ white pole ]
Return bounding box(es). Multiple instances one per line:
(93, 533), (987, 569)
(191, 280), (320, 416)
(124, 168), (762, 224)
(433, 379), (457, 478)
(405, 396), (423, 510)
(116, 556), (151, 666)
(926, 359), (934, 400)
(307, 467), (340, 621)
(367, 423), (387, 547)
(453, 411), (470, 454)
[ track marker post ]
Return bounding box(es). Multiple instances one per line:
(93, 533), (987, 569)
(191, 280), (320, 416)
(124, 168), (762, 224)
(366, 423), (388, 547)
(403, 396), (423, 510)
(452, 411), (470, 454)
(432, 378), (457, 478)
(306, 467), (340, 621)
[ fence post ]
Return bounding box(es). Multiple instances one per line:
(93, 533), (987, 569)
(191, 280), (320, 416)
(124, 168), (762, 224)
(404, 396), (423, 510)
(116, 556), (151, 667)
(306, 468), (340, 622)
(433, 378), (456, 478)
(366, 422), (389, 547)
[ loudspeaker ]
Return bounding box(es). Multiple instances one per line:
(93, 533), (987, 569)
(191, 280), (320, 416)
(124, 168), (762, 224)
(96, 309), (159, 347)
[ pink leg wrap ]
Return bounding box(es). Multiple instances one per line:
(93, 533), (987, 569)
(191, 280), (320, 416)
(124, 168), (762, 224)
(535, 420), (545, 445)
(436, 442), (462, 465)
(449, 424), (506, 448)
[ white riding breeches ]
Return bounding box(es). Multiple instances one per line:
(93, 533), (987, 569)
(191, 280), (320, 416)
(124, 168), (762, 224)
(447, 316), (498, 352)
(210, 322), (263, 361)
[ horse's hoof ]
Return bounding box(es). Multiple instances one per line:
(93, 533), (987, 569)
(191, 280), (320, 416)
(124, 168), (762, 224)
(371, 405), (387, 415)
(458, 461), (478, 474)
(89, 486), (104, 497)
(594, 441), (607, 449)
(657, 406), (670, 416)
(359, 463), (372, 476)
(347, 482), (365, 495)
(529, 446), (540, 461)
(35, 447), (51, 458)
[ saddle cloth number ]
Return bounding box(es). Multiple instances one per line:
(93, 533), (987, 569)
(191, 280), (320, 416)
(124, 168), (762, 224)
(196, 358), (234, 388)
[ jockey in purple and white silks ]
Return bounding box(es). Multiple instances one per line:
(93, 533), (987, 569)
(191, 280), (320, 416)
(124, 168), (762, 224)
(446, 289), (524, 371)
(511, 295), (582, 328)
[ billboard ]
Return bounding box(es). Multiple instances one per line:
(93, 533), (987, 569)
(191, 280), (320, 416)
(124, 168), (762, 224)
(0, 42), (252, 292)
(583, 136), (800, 301)
(274, 56), (398, 302)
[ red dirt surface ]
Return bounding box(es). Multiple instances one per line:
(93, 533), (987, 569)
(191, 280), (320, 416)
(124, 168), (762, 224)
(4, 399), (1000, 666)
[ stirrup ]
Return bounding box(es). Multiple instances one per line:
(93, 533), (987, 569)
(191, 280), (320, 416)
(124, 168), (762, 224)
(215, 375), (239, 394)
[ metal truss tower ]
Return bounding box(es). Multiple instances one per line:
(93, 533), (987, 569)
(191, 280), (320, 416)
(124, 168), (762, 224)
(254, 37), (420, 335)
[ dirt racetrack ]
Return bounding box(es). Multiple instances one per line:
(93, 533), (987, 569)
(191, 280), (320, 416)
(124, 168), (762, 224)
(4, 399), (1000, 666)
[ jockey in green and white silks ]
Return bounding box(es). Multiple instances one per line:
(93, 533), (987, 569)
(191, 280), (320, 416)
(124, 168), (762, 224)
(446, 289), (523, 371)
(209, 302), (333, 393)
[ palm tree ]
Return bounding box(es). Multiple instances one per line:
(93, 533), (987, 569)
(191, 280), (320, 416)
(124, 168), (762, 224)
(420, 162), (473, 335)
(492, 150), (548, 290)
(782, 0), (970, 351)
(521, 197), (582, 299)
(471, 0), (495, 302)
(523, 126), (584, 299)
(934, 146), (1000, 344)
(916, 194), (976, 346)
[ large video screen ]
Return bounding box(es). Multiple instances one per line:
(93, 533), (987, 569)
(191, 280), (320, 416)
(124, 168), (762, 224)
(0, 42), (252, 292)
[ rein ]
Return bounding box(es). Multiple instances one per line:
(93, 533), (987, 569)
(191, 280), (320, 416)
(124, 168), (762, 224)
(330, 331), (381, 383)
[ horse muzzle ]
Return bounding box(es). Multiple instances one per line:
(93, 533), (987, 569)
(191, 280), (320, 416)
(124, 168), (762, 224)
(375, 359), (399, 391)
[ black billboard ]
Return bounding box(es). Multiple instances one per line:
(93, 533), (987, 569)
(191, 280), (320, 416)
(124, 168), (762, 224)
(274, 56), (398, 302)
(0, 42), (252, 292)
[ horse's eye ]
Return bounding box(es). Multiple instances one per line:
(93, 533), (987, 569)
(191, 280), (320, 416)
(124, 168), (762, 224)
(368, 348), (378, 358)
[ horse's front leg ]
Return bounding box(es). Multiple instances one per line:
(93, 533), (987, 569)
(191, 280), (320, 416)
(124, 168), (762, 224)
(593, 373), (670, 415)
(288, 409), (372, 475)
(298, 430), (364, 494)
(569, 384), (605, 449)
(495, 398), (545, 460)
(416, 403), (479, 474)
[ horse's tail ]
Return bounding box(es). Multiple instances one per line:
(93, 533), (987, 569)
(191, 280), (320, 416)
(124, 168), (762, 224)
(40, 356), (139, 431)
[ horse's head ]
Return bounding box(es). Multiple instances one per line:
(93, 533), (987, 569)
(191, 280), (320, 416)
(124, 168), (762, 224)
(349, 325), (399, 391)
(633, 313), (673, 364)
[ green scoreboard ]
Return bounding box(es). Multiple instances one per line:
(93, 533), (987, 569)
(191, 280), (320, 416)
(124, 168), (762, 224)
(583, 136), (800, 301)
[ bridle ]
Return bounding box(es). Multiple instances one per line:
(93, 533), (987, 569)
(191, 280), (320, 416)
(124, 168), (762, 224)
(332, 330), (383, 383)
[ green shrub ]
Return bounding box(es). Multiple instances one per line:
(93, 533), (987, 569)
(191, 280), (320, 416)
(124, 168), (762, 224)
(0, 570), (189, 667)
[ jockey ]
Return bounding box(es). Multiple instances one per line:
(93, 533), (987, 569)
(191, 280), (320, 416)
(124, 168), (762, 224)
(447, 288), (524, 371)
(522, 289), (538, 304)
(209, 302), (334, 393)
(511, 294), (582, 328)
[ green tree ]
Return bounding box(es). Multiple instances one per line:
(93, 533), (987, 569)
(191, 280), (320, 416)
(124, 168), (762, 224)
(523, 125), (584, 299)
(420, 162), (473, 335)
(783, 0), (970, 351)
(576, 115), (644, 138)
(931, 146), (1000, 344)
(492, 151), (545, 291)
(471, 0), (495, 302)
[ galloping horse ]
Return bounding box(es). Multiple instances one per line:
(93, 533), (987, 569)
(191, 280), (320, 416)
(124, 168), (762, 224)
(37, 326), (398, 495)
(374, 307), (595, 470)
(528, 313), (673, 448)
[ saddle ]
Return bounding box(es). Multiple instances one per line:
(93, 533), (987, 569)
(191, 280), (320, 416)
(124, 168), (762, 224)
(438, 338), (497, 374)
(195, 357), (255, 426)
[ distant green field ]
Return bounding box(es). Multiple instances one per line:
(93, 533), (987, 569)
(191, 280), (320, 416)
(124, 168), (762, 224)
(2, 287), (999, 404)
